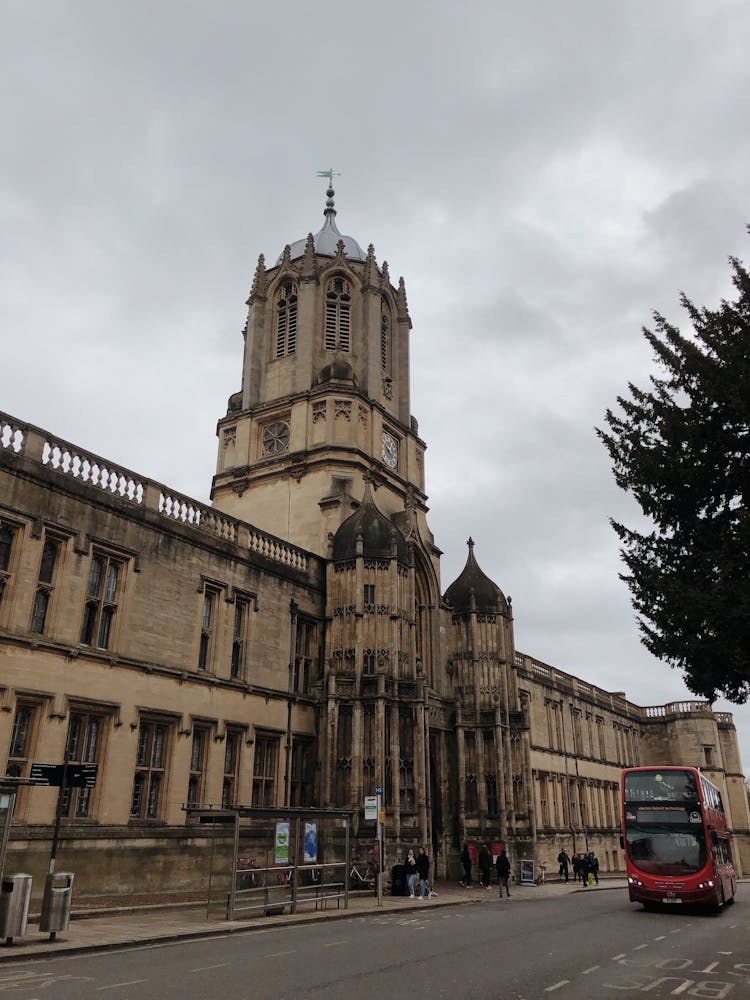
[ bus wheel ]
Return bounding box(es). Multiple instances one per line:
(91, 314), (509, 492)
(642, 901), (654, 911)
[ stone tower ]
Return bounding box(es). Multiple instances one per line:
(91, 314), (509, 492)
(211, 179), (436, 575)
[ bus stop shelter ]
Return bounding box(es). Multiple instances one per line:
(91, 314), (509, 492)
(186, 805), (355, 920)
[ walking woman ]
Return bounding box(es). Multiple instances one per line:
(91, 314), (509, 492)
(405, 848), (418, 897)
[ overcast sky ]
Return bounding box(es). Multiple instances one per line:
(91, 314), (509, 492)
(2, 1), (749, 772)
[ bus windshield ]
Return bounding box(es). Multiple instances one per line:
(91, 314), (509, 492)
(624, 769), (698, 803)
(625, 825), (707, 876)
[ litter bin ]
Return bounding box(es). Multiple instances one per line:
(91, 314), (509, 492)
(391, 863), (405, 897)
(0, 873), (32, 944)
(39, 872), (74, 939)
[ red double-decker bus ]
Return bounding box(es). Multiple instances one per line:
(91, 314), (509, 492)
(621, 766), (737, 910)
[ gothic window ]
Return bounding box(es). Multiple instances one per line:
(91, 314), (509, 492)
(275, 280), (298, 357)
(0, 522), (17, 609)
(294, 618), (318, 693)
(80, 552), (122, 650)
(290, 740), (313, 806)
(483, 731), (497, 816)
(362, 704), (376, 786)
(335, 706), (352, 807)
(187, 726), (208, 808)
(362, 651), (375, 676)
(198, 587), (220, 671)
(131, 719), (170, 820)
(252, 735), (278, 807)
(7, 704), (35, 779)
(231, 597), (250, 680)
(464, 732), (478, 814)
(380, 303), (391, 372)
(222, 729), (242, 808)
(63, 709), (105, 818)
(539, 774), (549, 826)
(596, 717), (606, 760)
(398, 708), (415, 812)
(31, 536), (60, 634)
(324, 276), (351, 352)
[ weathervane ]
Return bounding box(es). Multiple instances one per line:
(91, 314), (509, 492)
(316, 168), (341, 186)
(317, 168), (341, 211)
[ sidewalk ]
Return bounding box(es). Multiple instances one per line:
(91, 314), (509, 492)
(0, 877), (626, 963)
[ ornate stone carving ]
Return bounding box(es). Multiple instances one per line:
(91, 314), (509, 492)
(312, 401), (326, 423)
(334, 399), (352, 421)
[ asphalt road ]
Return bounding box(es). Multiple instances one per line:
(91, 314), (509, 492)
(0, 891), (747, 999)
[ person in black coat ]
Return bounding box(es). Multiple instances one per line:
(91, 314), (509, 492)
(496, 849), (511, 897)
(460, 843), (473, 887)
(557, 849), (570, 883)
(478, 844), (492, 888)
(416, 847), (431, 899)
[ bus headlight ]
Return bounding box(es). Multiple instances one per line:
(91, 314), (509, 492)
(628, 876), (643, 887)
(697, 880), (715, 889)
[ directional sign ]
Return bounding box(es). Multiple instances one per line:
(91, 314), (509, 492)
(29, 763), (98, 788)
(68, 764), (98, 789)
(30, 764), (63, 786)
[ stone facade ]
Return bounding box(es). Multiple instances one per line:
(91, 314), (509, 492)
(1, 191), (748, 896)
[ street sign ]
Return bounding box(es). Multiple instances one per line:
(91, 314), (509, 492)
(29, 763), (98, 788)
(364, 795), (377, 820)
(375, 786), (382, 794)
(30, 764), (63, 786)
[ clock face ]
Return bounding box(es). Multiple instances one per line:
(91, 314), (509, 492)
(263, 421), (290, 455)
(382, 430), (399, 469)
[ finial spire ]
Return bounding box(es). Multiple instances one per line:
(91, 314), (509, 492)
(316, 168), (342, 214)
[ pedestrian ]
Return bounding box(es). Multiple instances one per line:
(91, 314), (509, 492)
(416, 847), (431, 900)
(496, 848), (511, 897)
(478, 844), (492, 889)
(405, 848), (418, 897)
(557, 848), (570, 883)
(589, 852), (599, 885)
(581, 853), (591, 886)
(573, 854), (583, 882)
(460, 842), (472, 887)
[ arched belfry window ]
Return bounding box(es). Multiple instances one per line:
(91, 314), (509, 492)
(380, 302), (391, 372)
(325, 276), (351, 352)
(275, 280), (297, 358)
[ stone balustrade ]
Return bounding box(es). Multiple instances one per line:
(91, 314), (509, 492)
(0, 411), (308, 573)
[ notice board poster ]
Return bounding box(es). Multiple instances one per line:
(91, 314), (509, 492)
(275, 821), (290, 865)
(303, 822), (317, 863)
(520, 859), (535, 884)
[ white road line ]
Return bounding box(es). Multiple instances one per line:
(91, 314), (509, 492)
(263, 950), (297, 958)
(581, 966), (599, 975)
(97, 981), (147, 991)
(544, 981), (570, 992)
(672, 982), (695, 995)
(323, 940), (348, 948)
(611, 953), (626, 960)
(188, 962), (230, 973)
(718, 951), (733, 955)
(634, 944), (648, 951)
(653, 935), (666, 941)
(701, 962), (719, 973)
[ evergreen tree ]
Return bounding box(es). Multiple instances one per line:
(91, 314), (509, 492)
(598, 248), (750, 703)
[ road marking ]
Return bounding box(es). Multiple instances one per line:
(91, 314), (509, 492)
(263, 950), (296, 958)
(654, 935), (666, 941)
(611, 953), (626, 960)
(634, 944), (648, 951)
(701, 962), (719, 973)
(97, 982), (147, 991)
(188, 963), (230, 973)
(718, 951), (732, 955)
(544, 981), (570, 992)
(671, 983), (694, 995)
(323, 940), (348, 948)
(581, 966), (599, 975)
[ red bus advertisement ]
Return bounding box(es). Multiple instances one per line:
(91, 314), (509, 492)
(621, 766), (737, 910)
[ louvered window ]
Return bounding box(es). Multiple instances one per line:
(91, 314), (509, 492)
(325, 277), (351, 352)
(275, 281), (298, 358)
(380, 307), (390, 371)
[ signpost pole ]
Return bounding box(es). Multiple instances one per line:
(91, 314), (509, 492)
(48, 760), (69, 875)
(376, 786), (383, 909)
